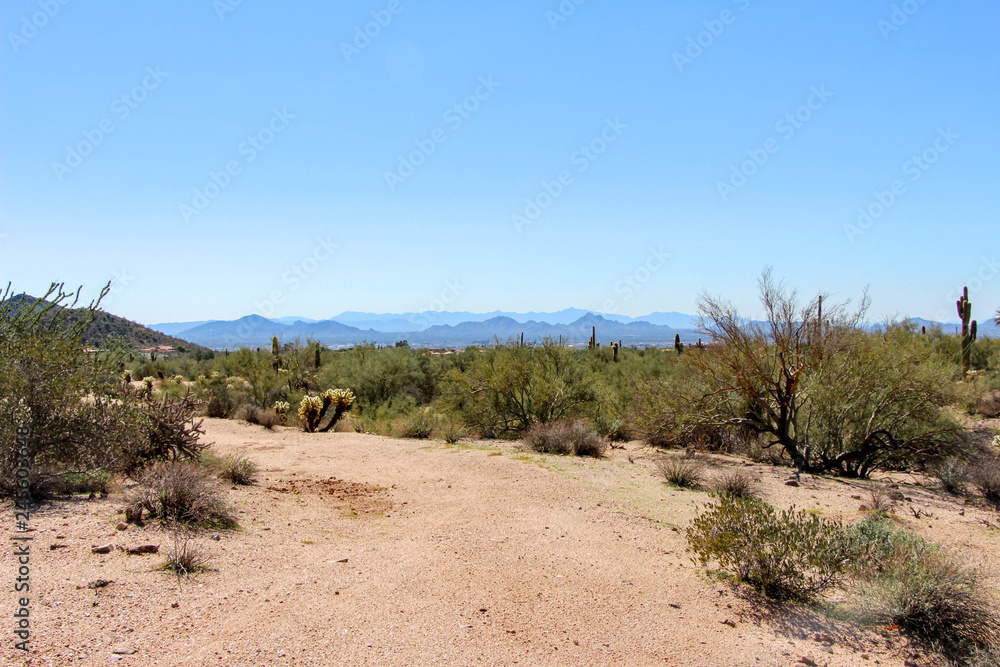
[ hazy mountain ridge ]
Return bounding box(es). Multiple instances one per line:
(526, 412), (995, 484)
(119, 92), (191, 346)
(146, 310), (998, 350)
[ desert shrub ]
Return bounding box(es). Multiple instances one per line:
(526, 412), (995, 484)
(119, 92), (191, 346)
(657, 457), (703, 489)
(862, 484), (896, 516)
(218, 454), (257, 485)
(687, 495), (847, 601)
(399, 409), (435, 439)
(194, 373), (243, 418)
(439, 420), (467, 444)
(712, 469), (757, 498)
(243, 405), (279, 429)
(593, 413), (632, 442)
(126, 461), (236, 528)
(523, 419), (607, 457)
(935, 457), (970, 496)
(844, 516), (1000, 657)
(974, 459), (1000, 509)
(441, 338), (595, 436)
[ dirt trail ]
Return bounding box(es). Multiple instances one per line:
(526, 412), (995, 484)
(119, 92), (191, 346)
(6, 418), (995, 666)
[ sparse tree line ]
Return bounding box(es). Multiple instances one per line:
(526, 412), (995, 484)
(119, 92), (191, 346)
(4, 273), (1000, 494)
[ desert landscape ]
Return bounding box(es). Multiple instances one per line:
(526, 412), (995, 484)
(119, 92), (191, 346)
(4, 3), (1000, 666)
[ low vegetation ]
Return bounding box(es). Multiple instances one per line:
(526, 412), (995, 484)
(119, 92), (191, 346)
(523, 419), (607, 457)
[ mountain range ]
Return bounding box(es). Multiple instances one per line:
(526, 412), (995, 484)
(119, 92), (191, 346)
(147, 310), (998, 350)
(148, 312), (702, 349)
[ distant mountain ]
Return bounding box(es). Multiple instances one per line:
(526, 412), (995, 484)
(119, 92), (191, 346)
(272, 316), (320, 325)
(902, 317), (999, 337)
(167, 312), (697, 349)
(147, 320), (215, 336)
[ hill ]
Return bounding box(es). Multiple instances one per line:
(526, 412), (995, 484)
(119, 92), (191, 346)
(3, 292), (210, 353)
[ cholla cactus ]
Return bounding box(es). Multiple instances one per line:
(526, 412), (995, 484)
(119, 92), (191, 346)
(300, 388), (355, 433)
(321, 388), (355, 409)
(121, 371), (133, 383)
(273, 401), (290, 424)
(299, 395), (324, 432)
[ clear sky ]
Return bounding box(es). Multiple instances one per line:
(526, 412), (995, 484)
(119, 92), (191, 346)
(2, 1), (998, 325)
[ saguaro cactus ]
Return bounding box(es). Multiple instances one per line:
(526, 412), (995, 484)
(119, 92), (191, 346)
(674, 333), (684, 355)
(957, 286), (977, 379)
(588, 326), (596, 350)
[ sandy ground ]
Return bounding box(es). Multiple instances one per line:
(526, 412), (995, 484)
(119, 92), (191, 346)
(4, 418), (999, 666)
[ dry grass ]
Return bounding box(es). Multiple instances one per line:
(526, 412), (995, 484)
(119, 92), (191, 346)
(711, 469), (758, 498)
(523, 419), (607, 458)
(125, 461), (237, 528)
(657, 457), (703, 489)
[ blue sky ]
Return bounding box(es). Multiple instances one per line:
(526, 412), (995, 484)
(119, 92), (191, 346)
(2, 1), (997, 325)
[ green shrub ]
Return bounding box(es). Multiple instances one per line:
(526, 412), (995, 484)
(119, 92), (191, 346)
(936, 457), (970, 496)
(400, 409), (435, 439)
(844, 516), (1000, 657)
(975, 459), (1000, 509)
(439, 420), (467, 444)
(523, 419), (607, 457)
(658, 457), (703, 489)
(126, 461), (236, 528)
(687, 495), (847, 601)
(441, 339), (595, 436)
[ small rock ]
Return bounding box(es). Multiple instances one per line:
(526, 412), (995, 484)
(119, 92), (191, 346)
(720, 619), (737, 628)
(785, 479), (799, 487)
(116, 523), (128, 531)
(798, 658), (817, 666)
(170, 602), (179, 608)
(49, 543), (69, 550)
(668, 603), (681, 609)
(111, 646), (136, 655)
(87, 580), (113, 589)
(860, 654), (870, 660)
(813, 633), (834, 644)
(820, 646), (833, 653)
(904, 662), (918, 667)
(122, 545), (158, 555)
(210, 534), (221, 541)
(336, 558), (348, 563)
(91, 544), (113, 554)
